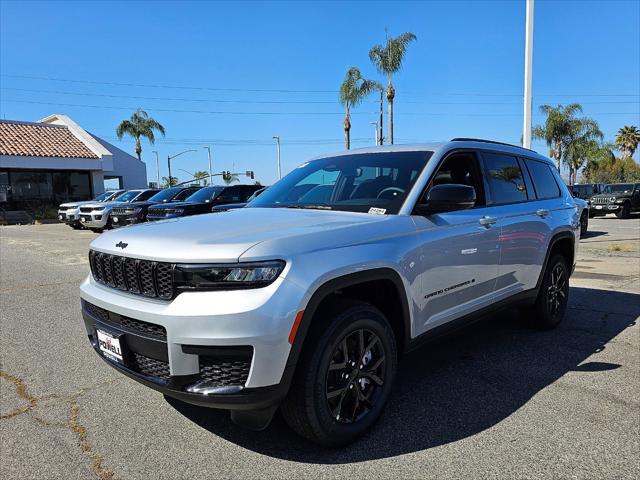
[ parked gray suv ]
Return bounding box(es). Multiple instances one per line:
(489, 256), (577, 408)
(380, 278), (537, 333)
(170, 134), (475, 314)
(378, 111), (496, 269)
(80, 139), (582, 446)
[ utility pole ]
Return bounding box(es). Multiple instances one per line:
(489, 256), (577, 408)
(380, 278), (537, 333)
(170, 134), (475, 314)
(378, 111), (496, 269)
(152, 150), (160, 187)
(369, 121), (379, 146)
(523, 0), (535, 149)
(272, 136), (282, 180)
(203, 146), (212, 185)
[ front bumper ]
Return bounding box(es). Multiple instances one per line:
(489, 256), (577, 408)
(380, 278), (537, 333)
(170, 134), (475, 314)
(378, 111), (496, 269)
(58, 209), (82, 225)
(79, 211), (109, 228)
(111, 214), (142, 227)
(590, 204), (621, 214)
(79, 272), (305, 407)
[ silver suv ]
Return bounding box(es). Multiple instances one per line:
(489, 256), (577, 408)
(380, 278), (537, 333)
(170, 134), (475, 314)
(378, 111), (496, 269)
(80, 139), (582, 446)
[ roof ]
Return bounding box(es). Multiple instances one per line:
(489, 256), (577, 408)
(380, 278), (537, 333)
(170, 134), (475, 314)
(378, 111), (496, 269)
(0, 119), (99, 159)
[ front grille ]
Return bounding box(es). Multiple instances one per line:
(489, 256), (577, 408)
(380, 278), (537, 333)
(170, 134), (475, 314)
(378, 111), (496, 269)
(112, 207), (139, 216)
(591, 196), (614, 205)
(58, 207), (68, 212)
(130, 353), (170, 381)
(83, 301), (167, 340)
(80, 207), (93, 213)
(199, 357), (251, 387)
(89, 250), (174, 300)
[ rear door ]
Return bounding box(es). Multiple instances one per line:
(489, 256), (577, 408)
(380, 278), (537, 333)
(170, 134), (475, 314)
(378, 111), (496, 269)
(481, 152), (557, 300)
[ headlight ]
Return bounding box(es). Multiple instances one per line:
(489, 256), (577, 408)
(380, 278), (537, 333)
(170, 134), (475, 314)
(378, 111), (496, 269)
(173, 261), (285, 290)
(615, 199), (623, 203)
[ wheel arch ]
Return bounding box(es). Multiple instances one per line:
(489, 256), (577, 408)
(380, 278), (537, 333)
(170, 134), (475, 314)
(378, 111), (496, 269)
(536, 230), (576, 291)
(285, 268), (412, 370)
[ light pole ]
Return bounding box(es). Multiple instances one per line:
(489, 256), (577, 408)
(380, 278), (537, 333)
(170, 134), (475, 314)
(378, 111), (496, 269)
(203, 146), (212, 184)
(369, 121), (379, 146)
(167, 149), (197, 187)
(152, 150), (160, 187)
(522, 0), (534, 149)
(272, 136), (282, 180)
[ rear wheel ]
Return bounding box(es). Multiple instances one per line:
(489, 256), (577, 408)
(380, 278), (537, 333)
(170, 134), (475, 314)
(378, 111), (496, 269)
(580, 212), (589, 236)
(530, 255), (569, 329)
(615, 202), (631, 219)
(281, 300), (397, 447)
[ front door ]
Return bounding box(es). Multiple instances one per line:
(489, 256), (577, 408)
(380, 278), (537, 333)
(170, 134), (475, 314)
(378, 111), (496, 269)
(411, 150), (501, 337)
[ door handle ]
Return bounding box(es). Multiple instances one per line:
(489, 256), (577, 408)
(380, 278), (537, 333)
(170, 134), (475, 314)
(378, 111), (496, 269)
(479, 216), (497, 227)
(536, 209), (550, 217)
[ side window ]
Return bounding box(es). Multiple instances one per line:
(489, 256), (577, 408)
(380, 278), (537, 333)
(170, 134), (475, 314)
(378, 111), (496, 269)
(481, 152), (528, 204)
(424, 151), (486, 206)
(136, 190), (157, 201)
(525, 159), (560, 199)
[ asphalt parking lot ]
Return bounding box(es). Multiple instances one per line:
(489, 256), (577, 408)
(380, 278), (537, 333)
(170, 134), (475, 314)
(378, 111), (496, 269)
(1, 216), (639, 479)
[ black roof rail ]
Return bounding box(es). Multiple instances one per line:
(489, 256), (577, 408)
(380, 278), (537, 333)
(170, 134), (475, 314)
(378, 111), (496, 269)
(450, 138), (537, 153)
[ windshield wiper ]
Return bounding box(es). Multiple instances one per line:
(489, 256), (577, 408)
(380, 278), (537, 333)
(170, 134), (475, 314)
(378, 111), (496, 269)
(285, 204), (332, 210)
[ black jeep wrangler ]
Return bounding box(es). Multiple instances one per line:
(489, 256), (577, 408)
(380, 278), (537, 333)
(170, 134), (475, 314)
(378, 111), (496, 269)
(589, 183), (640, 218)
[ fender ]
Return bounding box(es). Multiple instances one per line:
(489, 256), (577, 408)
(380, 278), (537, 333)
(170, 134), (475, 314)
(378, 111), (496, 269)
(536, 230), (576, 292)
(285, 267), (411, 369)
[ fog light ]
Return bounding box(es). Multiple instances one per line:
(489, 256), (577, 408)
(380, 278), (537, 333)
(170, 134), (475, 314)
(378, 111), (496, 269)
(95, 215), (102, 220)
(185, 381), (243, 395)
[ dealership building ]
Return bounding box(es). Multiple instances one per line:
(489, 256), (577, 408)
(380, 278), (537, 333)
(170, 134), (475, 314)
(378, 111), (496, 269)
(0, 114), (147, 212)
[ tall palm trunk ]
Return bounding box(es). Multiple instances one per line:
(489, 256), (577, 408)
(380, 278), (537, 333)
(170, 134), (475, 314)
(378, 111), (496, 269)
(135, 136), (142, 161)
(344, 102), (351, 150)
(387, 82), (395, 144)
(378, 90), (384, 145)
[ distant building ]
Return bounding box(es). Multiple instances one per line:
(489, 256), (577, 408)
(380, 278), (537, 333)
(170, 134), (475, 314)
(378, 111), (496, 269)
(0, 114), (147, 210)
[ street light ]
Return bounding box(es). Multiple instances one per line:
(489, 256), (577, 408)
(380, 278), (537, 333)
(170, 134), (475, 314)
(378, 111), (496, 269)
(203, 146), (212, 184)
(272, 136), (281, 180)
(152, 150), (160, 187)
(167, 149), (197, 187)
(369, 121), (379, 146)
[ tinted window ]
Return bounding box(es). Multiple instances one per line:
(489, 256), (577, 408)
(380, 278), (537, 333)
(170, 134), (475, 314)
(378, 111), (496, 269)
(149, 187), (182, 202)
(186, 186), (224, 203)
(114, 191), (141, 202)
(482, 153), (528, 204)
(173, 188), (200, 201)
(526, 159), (560, 199)
(135, 190), (159, 201)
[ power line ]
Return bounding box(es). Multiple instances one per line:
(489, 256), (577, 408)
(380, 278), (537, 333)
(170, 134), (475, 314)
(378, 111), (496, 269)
(3, 99), (638, 117)
(2, 74), (638, 98)
(2, 87), (638, 105)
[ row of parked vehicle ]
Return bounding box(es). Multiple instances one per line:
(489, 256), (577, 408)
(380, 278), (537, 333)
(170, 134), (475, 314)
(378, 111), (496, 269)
(570, 182), (640, 219)
(57, 184), (266, 232)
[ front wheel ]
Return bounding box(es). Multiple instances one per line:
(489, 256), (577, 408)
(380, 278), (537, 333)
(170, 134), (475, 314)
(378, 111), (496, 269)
(280, 300), (397, 447)
(530, 255), (570, 330)
(615, 202), (631, 219)
(580, 212), (589, 236)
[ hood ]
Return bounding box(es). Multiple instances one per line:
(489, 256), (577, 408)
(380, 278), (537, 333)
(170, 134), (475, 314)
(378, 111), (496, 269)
(148, 201), (199, 210)
(90, 207), (406, 263)
(60, 200), (100, 208)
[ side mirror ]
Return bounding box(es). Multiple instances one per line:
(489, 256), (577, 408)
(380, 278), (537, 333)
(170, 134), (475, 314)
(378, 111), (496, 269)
(415, 184), (476, 214)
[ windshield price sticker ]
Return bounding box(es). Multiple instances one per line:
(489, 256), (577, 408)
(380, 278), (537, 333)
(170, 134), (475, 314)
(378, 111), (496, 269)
(368, 207), (387, 215)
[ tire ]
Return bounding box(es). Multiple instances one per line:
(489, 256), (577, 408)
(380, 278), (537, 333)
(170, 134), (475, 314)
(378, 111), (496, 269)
(530, 255), (570, 330)
(280, 299), (397, 447)
(71, 224), (83, 230)
(90, 228), (103, 233)
(580, 212), (588, 236)
(615, 202), (631, 219)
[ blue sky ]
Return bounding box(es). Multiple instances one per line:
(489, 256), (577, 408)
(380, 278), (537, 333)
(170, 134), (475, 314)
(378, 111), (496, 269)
(1, 0), (639, 185)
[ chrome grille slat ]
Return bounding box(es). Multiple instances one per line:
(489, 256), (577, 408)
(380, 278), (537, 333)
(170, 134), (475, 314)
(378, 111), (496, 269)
(89, 250), (173, 299)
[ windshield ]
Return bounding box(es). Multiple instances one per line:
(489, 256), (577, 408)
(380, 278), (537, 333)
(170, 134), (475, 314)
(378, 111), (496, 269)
(148, 187), (182, 202)
(604, 184), (634, 193)
(185, 186), (224, 203)
(113, 191), (141, 202)
(95, 191), (116, 202)
(249, 151), (432, 214)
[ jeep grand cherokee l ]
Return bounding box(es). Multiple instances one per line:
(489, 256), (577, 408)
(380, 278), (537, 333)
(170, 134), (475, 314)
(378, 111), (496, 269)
(147, 185), (262, 221)
(58, 190), (124, 229)
(79, 189), (160, 232)
(109, 186), (201, 227)
(80, 139), (581, 446)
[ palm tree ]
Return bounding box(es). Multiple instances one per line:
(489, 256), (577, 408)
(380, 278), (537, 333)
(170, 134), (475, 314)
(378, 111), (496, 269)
(564, 119), (604, 184)
(161, 176), (178, 188)
(339, 67), (377, 149)
(615, 125), (640, 159)
(369, 31), (417, 144)
(532, 103), (583, 171)
(116, 108), (166, 161)
(193, 171), (209, 186)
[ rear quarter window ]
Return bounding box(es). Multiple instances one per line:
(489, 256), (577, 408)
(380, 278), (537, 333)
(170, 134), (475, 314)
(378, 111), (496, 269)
(525, 159), (561, 199)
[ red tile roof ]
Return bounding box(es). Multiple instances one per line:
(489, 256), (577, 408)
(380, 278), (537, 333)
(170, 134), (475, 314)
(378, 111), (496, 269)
(0, 120), (99, 159)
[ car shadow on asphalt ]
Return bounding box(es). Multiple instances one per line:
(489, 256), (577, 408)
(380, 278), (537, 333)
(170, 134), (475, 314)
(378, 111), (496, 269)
(581, 230), (607, 239)
(166, 287), (638, 463)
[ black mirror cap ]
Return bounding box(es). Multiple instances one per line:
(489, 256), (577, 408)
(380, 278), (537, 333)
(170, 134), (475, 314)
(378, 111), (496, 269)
(417, 184), (476, 214)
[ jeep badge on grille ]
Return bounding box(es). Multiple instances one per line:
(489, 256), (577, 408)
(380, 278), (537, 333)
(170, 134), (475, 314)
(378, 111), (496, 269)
(115, 241), (128, 249)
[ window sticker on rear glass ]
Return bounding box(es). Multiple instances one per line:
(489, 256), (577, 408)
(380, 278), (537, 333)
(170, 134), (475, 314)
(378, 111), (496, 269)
(368, 207), (386, 215)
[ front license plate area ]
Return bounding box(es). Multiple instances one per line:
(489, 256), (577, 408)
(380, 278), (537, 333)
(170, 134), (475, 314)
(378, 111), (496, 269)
(96, 329), (125, 364)
(595, 205), (603, 209)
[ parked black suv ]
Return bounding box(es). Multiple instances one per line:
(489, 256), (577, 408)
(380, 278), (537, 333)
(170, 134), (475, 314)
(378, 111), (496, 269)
(147, 185), (262, 221)
(589, 183), (640, 218)
(110, 186), (201, 227)
(211, 186), (268, 212)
